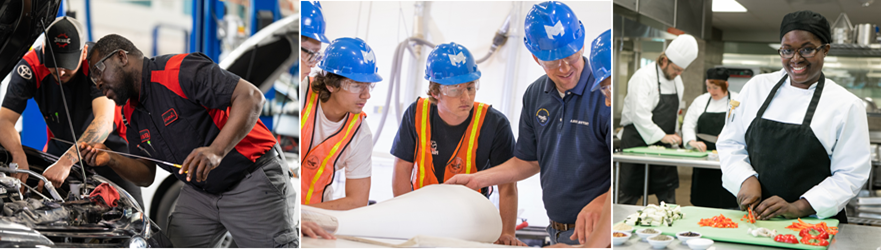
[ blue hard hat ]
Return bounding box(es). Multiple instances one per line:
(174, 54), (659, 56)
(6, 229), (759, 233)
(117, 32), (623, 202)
(523, 1), (585, 61)
(424, 42), (481, 85)
(589, 29), (612, 92)
(318, 37), (383, 83)
(301, 1), (330, 43)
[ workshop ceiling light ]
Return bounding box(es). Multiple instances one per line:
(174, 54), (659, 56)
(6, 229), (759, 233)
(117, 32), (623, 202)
(713, 0), (747, 12)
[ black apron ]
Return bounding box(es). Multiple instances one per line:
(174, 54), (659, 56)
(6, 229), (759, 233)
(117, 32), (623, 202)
(620, 66), (680, 196)
(690, 93), (738, 208)
(744, 74), (846, 223)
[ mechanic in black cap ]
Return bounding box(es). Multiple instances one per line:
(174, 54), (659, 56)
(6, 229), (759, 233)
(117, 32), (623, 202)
(682, 67), (739, 209)
(717, 10), (870, 222)
(0, 16), (143, 206)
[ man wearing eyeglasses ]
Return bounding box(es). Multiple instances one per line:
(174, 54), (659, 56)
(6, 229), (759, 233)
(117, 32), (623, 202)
(617, 34), (698, 205)
(79, 34), (295, 247)
(388, 42), (522, 246)
(717, 10), (869, 223)
(300, 37), (379, 212)
(446, 2), (611, 245)
(300, 1), (328, 84)
(0, 17), (142, 205)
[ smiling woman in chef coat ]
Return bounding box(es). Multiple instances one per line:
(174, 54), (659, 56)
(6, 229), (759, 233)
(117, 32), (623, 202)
(717, 10), (871, 222)
(682, 68), (739, 209)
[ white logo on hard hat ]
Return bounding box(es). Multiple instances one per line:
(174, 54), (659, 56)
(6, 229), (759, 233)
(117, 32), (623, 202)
(448, 52), (466, 65)
(17, 65), (32, 80)
(544, 21), (565, 39)
(361, 50), (375, 63)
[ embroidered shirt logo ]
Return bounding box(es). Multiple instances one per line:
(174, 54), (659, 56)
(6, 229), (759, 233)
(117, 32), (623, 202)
(162, 108), (178, 126)
(535, 108), (550, 126)
(139, 129), (150, 143)
(431, 140), (438, 155)
(17, 65), (32, 80)
(544, 21), (565, 39)
(448, 52), (466, 65)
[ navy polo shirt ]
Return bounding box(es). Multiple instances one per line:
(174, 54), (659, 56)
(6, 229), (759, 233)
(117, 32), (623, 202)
(515, 57), (611, 224)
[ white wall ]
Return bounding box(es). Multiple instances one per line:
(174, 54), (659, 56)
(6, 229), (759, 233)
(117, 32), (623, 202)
(65, 0), (192, 56)
(318, 1), (612, 228)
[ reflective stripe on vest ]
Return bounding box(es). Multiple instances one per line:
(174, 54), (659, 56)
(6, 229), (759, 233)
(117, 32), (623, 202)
(300, 78), (366, 205)
(412, 97), (489, 190)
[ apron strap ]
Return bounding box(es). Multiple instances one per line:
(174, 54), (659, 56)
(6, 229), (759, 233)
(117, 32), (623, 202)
(656, 64), (678, 95)
(703, 91), (730, 113)
(802, 73), (825, 126)
(756, 73), (825, 126)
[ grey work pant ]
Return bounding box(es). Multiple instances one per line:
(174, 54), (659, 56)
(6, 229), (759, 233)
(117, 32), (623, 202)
(166, 156), (297, 248)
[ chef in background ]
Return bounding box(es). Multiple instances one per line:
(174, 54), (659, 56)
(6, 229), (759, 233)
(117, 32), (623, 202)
(717, 10), (870, 222)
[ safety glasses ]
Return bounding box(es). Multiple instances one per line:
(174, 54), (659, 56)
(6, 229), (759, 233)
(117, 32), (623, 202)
(538, 51), (582, 70)
(301, 47), (323, 64)
(440, 81), (479, 98)
(778, 44), (827, 59)
(90, 49), (128, 84)
(341, 78), (376, 94)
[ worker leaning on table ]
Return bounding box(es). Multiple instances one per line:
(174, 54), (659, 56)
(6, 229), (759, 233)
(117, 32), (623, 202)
(717, 10), (871, 222)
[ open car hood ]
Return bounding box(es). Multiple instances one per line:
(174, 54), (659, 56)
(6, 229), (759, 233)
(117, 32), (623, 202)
(0, 0), (62, 79)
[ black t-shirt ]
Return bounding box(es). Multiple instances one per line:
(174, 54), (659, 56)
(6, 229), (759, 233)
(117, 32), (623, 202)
(2, 45), (128, 154)
(391, 98), (515, 187)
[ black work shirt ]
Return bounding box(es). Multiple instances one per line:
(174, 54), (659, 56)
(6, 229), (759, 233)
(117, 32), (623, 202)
(123, 53), (277, 194)
(390, 99), (515, 190)
(1, 46), (128, 155)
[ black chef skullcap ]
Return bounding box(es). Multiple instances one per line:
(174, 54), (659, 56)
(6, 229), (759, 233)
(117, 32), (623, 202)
(706, 68), (729, 81)
(779, 10), (831, 44)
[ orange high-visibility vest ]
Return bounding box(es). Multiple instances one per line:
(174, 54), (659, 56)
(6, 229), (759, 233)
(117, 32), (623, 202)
(300, 77), (366, 205)
(412, 97), (490, 190)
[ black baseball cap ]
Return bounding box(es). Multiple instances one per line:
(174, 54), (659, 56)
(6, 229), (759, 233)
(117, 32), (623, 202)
(43, 16), (85, 70)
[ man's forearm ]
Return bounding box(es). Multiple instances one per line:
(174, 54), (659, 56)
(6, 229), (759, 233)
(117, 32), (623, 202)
(499, 182), (519, 236)
(478, 157), (540, 187)
(106, 154), (156, 186)
(0, 120), (26, 165)
(392, 159), (414, 197)
(210, 80), (264, 156)
(58, 115), (113, 165)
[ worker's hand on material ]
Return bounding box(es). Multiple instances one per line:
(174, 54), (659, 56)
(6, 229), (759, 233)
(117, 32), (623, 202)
(661, 134), (682, 146)
(755, 196), (814, 220)
(180, 147), (223, 183)
(444, 173), (486, 190)
(571, 194), (604, 244)
(737, 176), (762, 212)
(11, 161), (30, 193)
(688, 140), (707, 152)
(301, 221), (336, 240)
(79, 142), (112, 167)
(495, 233), (527, 246)
(41, 160), (73, 190)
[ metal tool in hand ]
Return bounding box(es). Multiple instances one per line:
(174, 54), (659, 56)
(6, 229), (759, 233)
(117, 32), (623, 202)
(51, 138), (186, 173)
(696, 133), (719, 143)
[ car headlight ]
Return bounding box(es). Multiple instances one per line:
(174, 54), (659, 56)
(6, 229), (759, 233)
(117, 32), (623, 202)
(128, 236), (148, 248)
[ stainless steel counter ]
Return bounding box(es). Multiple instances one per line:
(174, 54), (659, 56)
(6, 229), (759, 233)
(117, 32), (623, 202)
(613, 204), (881, 250)
(612, 152), (720, 204)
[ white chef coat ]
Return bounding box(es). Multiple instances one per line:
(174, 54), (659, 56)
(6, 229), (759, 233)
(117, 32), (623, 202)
(682, 91), (740, 146)
(620, 62), (685, 144)
(717, 70), (871, 219)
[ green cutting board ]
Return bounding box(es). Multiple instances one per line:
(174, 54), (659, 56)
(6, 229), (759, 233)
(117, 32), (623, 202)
(622, 206), (839, 249)
(622, 147), (708, 157)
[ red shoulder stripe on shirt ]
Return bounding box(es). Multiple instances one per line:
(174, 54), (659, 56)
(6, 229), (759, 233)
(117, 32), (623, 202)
(206, 108), (277, 162)
(114, 105), (128, 143)
(150, 54), (189, 100)
(22, 50), (50, 89)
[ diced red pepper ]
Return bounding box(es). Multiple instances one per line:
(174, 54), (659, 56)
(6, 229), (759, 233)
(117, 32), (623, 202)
(774, 234), (798, 244)
(800, 227), (829, 240)
(800, 236), (829, 246)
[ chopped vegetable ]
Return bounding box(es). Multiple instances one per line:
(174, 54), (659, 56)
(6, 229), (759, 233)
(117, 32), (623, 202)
(623, 202), (684, 227)
(799, 227), (829, 240)
(800, 236), (829, 246)
(747, 227), (777, 237)
(785, 218), (838, 235)
(698, 214), (738, 228)
(773, 234), (798, 244)
(613, 232), (628, 237)
(748, 207), (756, 223)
